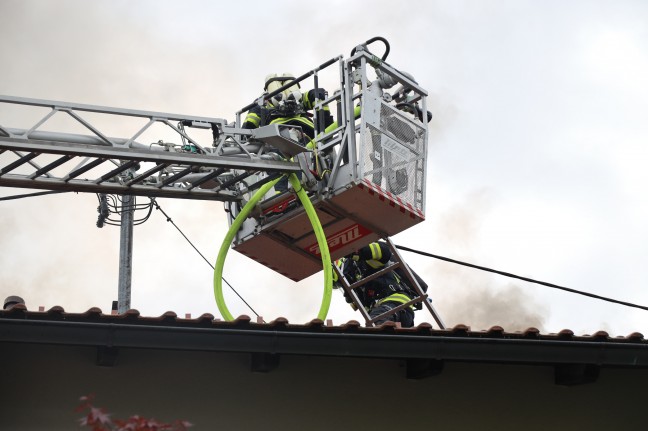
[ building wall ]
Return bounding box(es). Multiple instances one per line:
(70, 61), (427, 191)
(1, 342), (646, 430)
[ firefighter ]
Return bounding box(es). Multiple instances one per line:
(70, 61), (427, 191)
(334, 241), (427, 328)
(242, 73), (333, 193)
(242, 73), (333, 138)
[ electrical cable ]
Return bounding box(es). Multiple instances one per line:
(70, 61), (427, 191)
(96, 194), (155, 227)
(395, 244), (648, 312)
(151, 199), (262, 318)
(0, 190), (69, 201)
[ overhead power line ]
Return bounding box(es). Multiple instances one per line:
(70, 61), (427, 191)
(152, 199), (263, 319)
(0, 190), (69, 201)
(395, 244), (648, 312)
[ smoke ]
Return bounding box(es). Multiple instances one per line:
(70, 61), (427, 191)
(418, 189), (549, 332)
(434, 268), (548, 331)
(0, 192), (120, 311)
(0, 1), (243, 314)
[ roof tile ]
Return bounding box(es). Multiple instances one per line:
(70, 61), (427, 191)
(1, 306), (647, 346)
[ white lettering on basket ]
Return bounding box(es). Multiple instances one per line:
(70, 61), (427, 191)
(307, 224), (368, 255)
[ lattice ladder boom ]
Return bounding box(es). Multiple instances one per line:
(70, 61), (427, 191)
(0, 95), (308, 201)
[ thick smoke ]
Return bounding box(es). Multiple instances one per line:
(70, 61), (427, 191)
(419, 190), (549, 331)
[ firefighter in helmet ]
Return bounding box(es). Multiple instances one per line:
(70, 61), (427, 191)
(242, 73), (333, 192)
(333, 240), (428, 328)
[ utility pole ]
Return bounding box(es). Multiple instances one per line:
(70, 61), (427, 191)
(117, 194), (135, 313)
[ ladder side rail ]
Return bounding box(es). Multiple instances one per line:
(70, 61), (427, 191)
(386, 238), (426, 298)
(332, 264), (373, 326)
(368, 298), (426, 326)
(1, 96), (230, 158)
(385, 238), (446, 329)
(0, 172), (241, 201)
(426, 301), (446, 330)
(0, 95), (228, 125)
(419, 93), (429, 214)
(0, 137), (302, 172)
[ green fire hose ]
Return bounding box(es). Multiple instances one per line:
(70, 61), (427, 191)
(213, 173), (332, 321)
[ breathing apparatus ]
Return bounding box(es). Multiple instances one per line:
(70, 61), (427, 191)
(264, 73), (303, 116)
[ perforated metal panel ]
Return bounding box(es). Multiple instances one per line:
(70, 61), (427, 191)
(359, 95), (426, 216)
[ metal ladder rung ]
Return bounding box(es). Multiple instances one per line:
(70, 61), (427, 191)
(28, 154), (74, 179)
(157, 166), (193, 188)
(95, 160), (140, 184)
(0, 152), (39, 175)
(368, 295), (428, 324)
(125, 163), (168, 187)
(347, 261), (404, 292)
(213, 171), (253, 192)
(187, 168), (226, 190)
(64, 158), (107, 181)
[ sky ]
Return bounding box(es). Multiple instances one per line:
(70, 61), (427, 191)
(1, 0), (647, 336)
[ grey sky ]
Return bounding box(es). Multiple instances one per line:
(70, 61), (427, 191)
(1, 0), (647, 335)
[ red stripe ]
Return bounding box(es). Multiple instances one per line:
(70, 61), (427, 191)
(359, 180), (424, 219)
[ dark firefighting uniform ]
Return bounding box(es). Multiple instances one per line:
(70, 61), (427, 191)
(336, 241), (426, 327)
(242, 88), (333, 139)
(242, 88), (333, 192)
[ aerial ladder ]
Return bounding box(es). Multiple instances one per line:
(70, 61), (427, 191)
(0, 37), (444, 328)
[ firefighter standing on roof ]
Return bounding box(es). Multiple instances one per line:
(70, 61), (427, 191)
(242, 73), (333, 192)
(334, 241), (427, 328)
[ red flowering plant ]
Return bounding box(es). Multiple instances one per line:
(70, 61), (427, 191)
(76, 394), (192, 431)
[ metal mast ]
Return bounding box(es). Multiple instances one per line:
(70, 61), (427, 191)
(117, 194), (134, 313)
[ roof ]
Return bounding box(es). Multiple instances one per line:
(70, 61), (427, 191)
(2, 304), (647, 375)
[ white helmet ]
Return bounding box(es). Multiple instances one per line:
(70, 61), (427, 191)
(265, 73), (301, 108)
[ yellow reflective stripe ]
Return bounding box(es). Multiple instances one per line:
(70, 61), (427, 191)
(369, 242), (382, 261)
(366, 259), (382, 269)
(270, 116), (314, 128)
(245, 113), (260, 127)
(377, 293), (411, 306)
